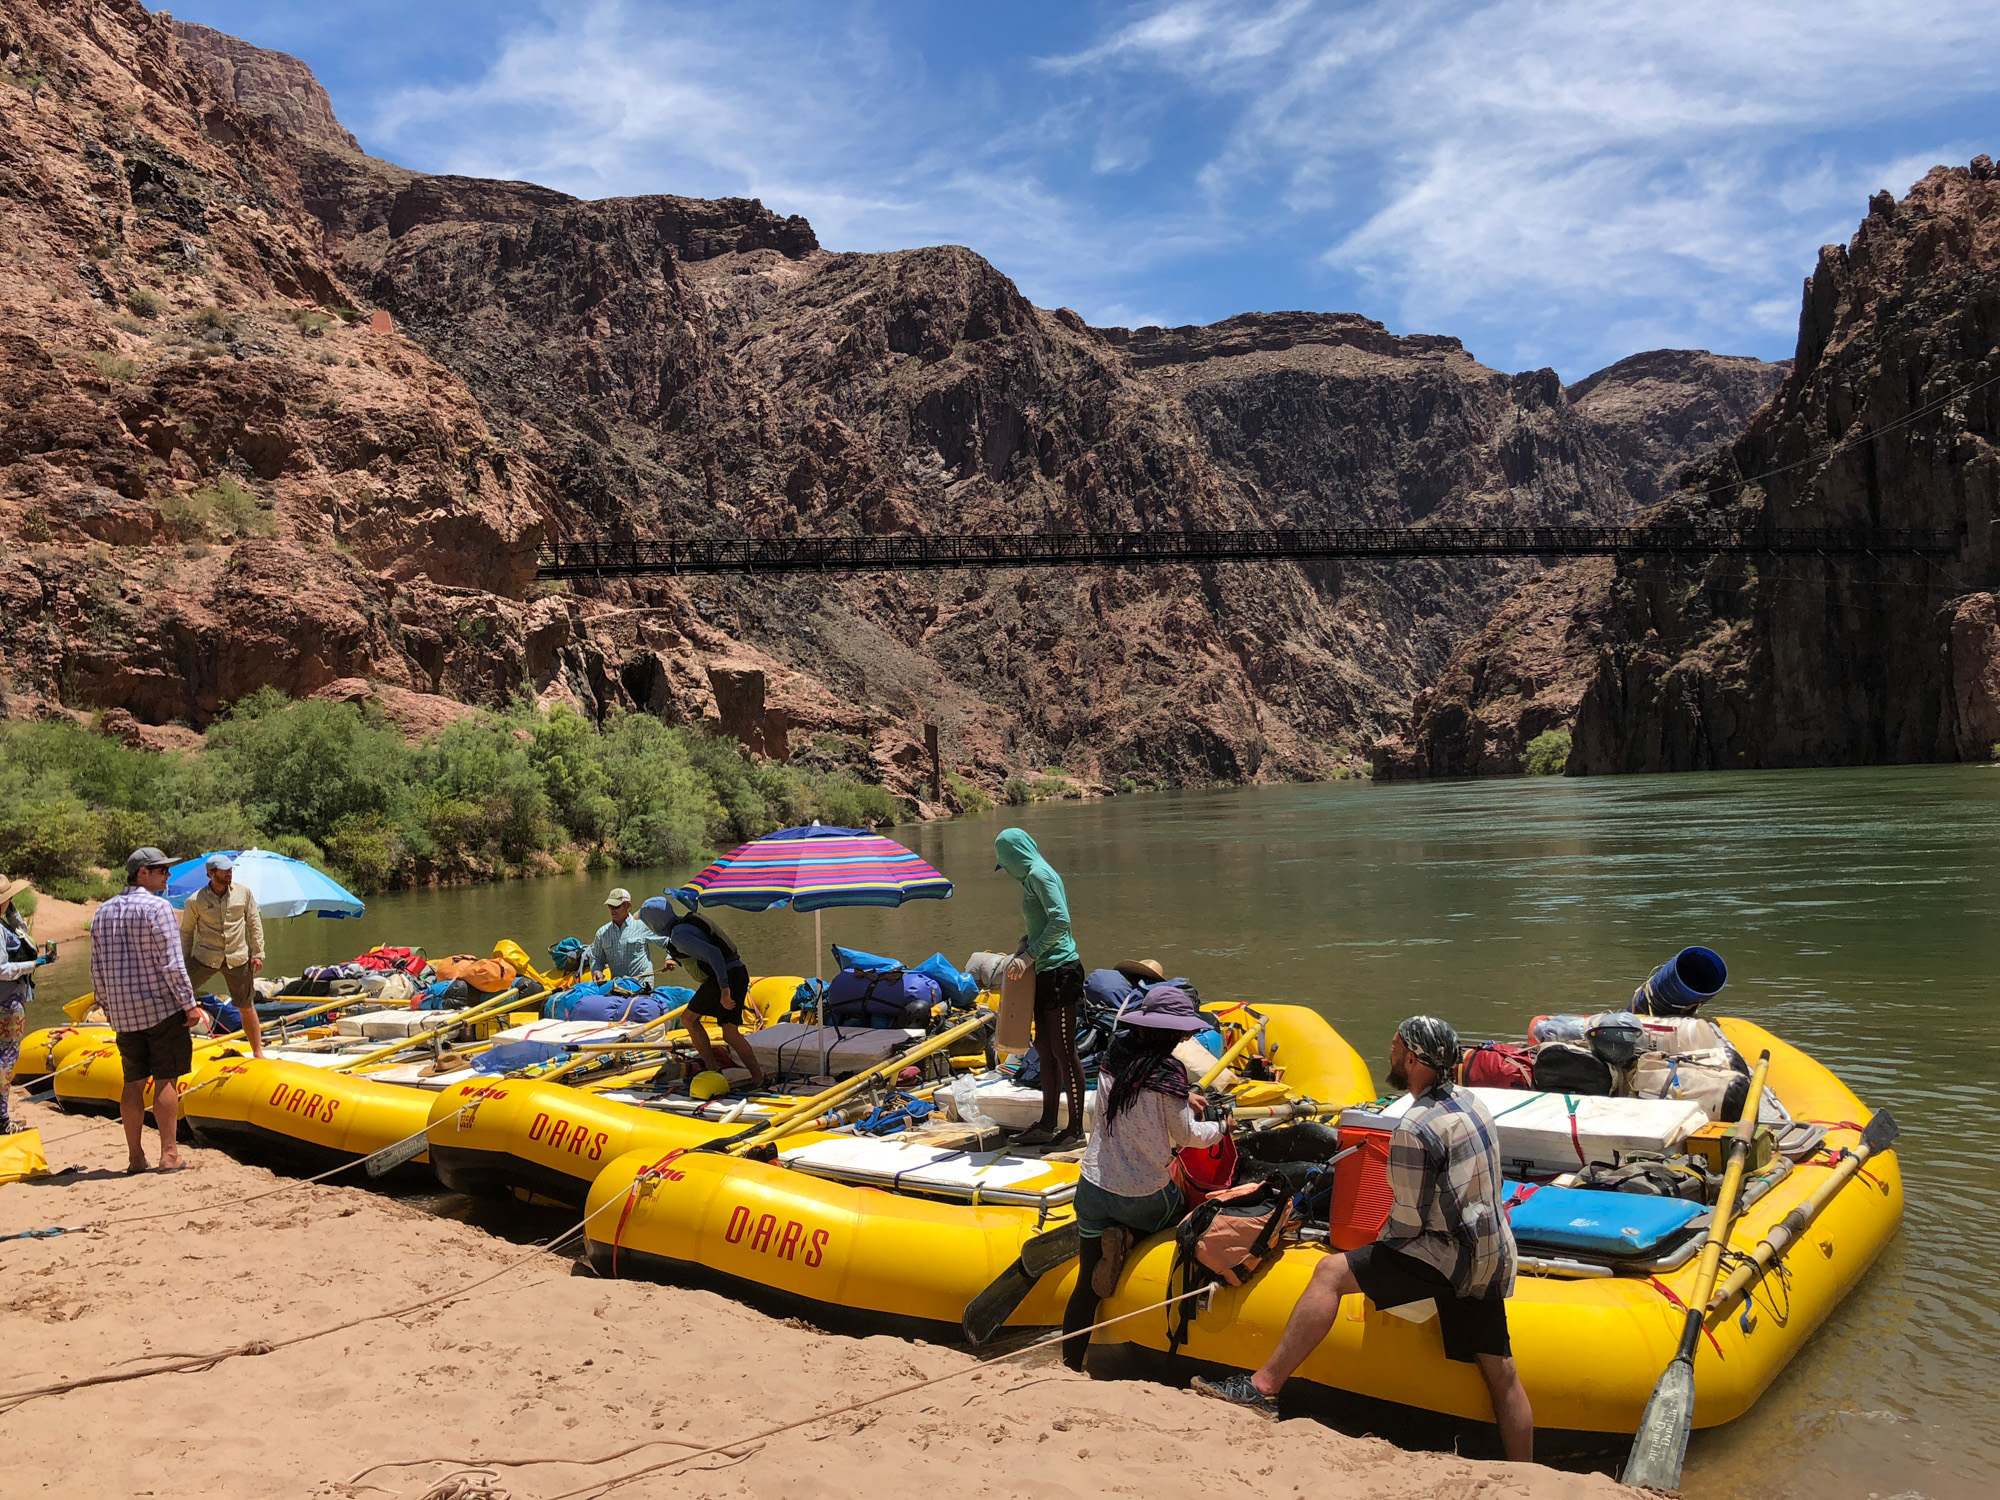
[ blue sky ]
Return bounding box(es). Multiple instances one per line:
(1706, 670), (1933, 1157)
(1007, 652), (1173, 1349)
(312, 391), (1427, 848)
(171, 1), (1998, 380)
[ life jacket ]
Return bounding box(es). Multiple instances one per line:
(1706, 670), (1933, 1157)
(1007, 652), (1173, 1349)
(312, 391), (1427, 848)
(664, 906), (743, 977)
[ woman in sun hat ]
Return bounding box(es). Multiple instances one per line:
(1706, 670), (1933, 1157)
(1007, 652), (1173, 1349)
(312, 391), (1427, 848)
(1057, 981), (1228, 1372)
(0, 877), (57, 1134)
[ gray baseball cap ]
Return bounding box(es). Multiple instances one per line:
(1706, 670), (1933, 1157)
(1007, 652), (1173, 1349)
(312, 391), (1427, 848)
(126, 846), (173, 873)
(205, 853), (235, 871)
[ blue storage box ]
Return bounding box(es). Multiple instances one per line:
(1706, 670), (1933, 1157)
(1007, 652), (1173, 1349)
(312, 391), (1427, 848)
(1502, 1182), (1702, 1257)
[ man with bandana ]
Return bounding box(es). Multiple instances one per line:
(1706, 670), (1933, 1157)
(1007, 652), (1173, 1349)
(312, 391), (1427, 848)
(1194, 1015), (1533, 1460)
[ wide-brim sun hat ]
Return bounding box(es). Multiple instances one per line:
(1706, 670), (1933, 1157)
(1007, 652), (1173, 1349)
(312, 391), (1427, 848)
(0, 876), (32, 907)
(1114, 958), (1166, 984)
(1118, 983), (1209, 1033)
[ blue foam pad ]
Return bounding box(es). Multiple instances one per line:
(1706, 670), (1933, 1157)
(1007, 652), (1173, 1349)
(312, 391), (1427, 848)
(1503, 1182), (1703, 1256)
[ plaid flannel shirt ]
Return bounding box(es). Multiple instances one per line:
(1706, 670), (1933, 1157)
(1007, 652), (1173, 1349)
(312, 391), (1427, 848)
(89, 886), (195, 1033)
(1379, 1081), (1517, 1300)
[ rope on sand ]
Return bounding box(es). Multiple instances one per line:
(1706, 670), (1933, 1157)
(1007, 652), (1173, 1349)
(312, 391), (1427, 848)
(349, 1284), (1220, 1500)
(0, 1180), (631, 1415)
(0, 1116), (441, 1246)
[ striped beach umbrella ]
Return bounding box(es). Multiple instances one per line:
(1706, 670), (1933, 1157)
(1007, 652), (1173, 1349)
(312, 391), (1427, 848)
(675, 824), (951, 913)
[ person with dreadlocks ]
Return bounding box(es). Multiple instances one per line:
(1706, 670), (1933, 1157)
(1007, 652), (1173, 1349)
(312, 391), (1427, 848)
(1058, 982), (1225, 1372)
(1193, 1015), (1532, 1458)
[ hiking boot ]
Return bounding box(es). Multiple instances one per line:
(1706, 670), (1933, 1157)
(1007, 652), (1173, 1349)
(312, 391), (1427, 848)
(1012, 1123), (1062, 1148)
(1092, 1225), (1132, 1297)
(1191, 1372), (1280, 1420)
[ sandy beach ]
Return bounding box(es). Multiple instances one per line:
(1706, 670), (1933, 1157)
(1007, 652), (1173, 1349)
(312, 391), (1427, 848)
(1, 1094), (1634, 1500)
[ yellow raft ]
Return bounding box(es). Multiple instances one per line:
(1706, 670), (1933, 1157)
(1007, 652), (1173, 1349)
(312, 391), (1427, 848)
(578, 1003), (1376, 1338)
(1083, 1018), (1903, 1448)
(14, 1022), (113, 1089)
(180, 1054), (440, 1174)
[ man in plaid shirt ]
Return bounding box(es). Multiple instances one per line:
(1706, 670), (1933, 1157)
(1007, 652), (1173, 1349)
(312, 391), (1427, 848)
(90, 847), (201, 1173)
(1196, 1015), (1534, 1460)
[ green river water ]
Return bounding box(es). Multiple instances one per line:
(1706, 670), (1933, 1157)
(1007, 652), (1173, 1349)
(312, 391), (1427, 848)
(24, 766), (1999, 1497)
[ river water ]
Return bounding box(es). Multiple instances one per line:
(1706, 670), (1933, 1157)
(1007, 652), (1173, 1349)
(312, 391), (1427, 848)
(25, 766), (1999, 1497)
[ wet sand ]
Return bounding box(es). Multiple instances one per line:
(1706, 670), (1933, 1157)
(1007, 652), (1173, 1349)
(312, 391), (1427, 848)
(0, 1095), (1634, 1500)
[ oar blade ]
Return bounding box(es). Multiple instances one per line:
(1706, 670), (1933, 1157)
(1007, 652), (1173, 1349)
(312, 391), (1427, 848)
(962, 1259), (1036, 1345)
(1860, 1107), (1900, 1155)
(1622, 1353), (1696, 1492)
(362, 1132), (430, 1178)
(1021, 1222), (1080, 1279)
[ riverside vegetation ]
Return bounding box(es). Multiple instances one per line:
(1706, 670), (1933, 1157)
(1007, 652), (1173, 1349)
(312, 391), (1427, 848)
(0, 691), (900, 898)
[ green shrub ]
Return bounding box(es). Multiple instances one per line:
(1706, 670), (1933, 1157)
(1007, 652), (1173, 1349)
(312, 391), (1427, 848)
(321, 813), (408, 895)
(814, 772), (902, 829)
(948, 773), (993, 816)
(205, 689), (416, 845)
(128, 287), (163, 319)
(1002, 776), (1032, 806)
(288, 307), (332, 337)
(88, 351), (136, 382)
(1523, 728), (1573, 777)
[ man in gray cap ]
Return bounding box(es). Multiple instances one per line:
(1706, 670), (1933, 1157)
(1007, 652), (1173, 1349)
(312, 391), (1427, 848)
(89, 848), (202, 1173)
(179, 853), (265, 1059)
(585, 887), (672, 986)
(1194, 1015), (1532, 1460)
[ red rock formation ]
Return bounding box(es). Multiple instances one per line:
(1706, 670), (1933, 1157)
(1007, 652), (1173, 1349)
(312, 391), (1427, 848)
(0, 2), (1788, 808)
(1392, 163), (2000, 775)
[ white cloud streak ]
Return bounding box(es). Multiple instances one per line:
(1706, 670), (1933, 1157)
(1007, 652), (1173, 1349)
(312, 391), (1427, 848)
(364, 0), (2000, 376)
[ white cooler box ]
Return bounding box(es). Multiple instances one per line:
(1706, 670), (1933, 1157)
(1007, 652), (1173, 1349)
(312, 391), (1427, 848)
(1364, 1087), (1709, 1175)
(744, 1022), (920, 1078)
(335, 1009), (458, 1040)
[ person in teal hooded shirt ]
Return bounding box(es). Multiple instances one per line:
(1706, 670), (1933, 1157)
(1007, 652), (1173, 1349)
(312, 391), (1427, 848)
(996, 827), (1087, 1146)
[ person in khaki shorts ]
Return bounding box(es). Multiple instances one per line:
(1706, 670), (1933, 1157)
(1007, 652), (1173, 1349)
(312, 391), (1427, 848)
(179, 853), (265, 1059)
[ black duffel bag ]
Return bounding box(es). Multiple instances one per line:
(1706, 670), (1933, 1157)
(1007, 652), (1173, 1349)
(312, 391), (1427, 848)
(1532, 1039), (1616, 1095)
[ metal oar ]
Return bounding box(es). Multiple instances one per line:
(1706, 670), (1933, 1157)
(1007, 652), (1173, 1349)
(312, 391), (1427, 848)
(1623, 1050), (1772, 1492)
(1706, 1108), (1899, 1321)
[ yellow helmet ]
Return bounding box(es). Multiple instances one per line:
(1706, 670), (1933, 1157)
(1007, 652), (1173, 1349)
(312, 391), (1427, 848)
(690, 1070), (730, 1101)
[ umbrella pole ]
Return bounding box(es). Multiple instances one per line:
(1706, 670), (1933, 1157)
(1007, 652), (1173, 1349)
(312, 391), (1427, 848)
(815, 908), (828, 1080)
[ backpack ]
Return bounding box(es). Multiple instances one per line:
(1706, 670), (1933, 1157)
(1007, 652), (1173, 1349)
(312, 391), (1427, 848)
(1584, 1013), (1647, 1069)
(1632, 1050), (1750, 1122)
(1532, 1039), (1616, 1096)
(1573, 1153), (1715, 1202)
(823, 968), (942, 1029)
(1166, 1176), (1296, 1354)
(665, 907), (743, 974)
(1171, 1133), (1239, 1207)
(1457, 1042), (1536, 1090)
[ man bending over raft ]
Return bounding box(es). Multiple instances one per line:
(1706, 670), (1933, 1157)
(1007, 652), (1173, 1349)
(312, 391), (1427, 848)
(640, 896), (766, 1088)
(1194, 1015), (1534, 1461)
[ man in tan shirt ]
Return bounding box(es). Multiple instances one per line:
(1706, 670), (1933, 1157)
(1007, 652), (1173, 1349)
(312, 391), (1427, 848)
(179, 854), (266, 1059)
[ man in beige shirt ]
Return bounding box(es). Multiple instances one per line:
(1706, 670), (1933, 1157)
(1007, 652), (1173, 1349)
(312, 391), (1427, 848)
(179, 854), (266, 1059)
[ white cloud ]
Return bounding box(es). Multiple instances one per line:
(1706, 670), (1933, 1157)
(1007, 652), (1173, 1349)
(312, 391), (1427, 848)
(363, 0), (2000, 376)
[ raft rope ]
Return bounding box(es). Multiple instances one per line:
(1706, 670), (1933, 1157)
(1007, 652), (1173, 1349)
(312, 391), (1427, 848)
(0, 1165), (636, 1415)
(347, 1281), (1225, 1500)
(1645, 1277), (1725, 1358)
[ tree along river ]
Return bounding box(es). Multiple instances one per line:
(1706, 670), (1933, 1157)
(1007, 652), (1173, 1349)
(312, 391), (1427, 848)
(25, 766), (1998, 1498)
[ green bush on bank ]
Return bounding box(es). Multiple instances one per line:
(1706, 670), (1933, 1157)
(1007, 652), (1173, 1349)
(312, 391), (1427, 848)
(1523, 728), (1573, 777)
(0, 693), (906, 896)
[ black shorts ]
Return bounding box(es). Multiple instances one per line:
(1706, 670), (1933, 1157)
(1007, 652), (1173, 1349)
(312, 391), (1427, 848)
(686, 963), (752, 1023)
(1348, 1242), (1511, 1363)
(116, 1013), (194, 1084)
(1032, 960), (1085, 1014)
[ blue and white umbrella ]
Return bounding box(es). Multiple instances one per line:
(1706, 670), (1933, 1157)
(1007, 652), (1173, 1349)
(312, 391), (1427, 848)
(164, 849), (365, 919)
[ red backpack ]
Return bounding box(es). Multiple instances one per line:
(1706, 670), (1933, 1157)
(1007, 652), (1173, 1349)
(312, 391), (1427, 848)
(1456, 1042), (1537, 1090)
(1171, 1134), (1239, 1208)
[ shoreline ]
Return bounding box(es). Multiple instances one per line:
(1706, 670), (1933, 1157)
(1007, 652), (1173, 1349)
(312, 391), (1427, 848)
(1, 1095), (1631, 1500)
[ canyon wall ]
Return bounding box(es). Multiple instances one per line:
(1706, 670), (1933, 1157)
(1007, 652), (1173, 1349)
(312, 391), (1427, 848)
(0, 1), (1785, 806)
(1387, 164), (2000, 776)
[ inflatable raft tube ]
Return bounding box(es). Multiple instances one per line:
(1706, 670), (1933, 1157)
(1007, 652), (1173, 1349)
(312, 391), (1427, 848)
(1083, 1018), (1903, 1453)
(52, 1034), (247, 1117)
(424, 1076), (735, 1207)
(179, 1055), (440, 1178)
(14, 1023), (113, 1089)
(581, 1004), (1377, 1336)
(583, 1140), (1082, 1340)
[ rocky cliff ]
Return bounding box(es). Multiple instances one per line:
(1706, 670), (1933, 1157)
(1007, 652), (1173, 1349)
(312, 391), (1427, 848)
(1387, 164), (2000, 775)
(0, 1), (1786, 806)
